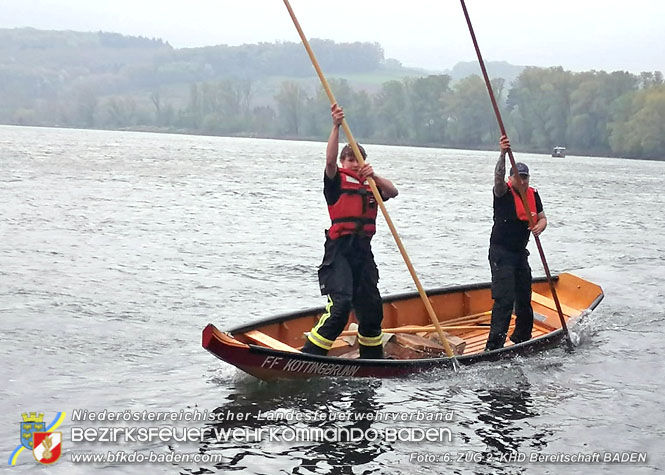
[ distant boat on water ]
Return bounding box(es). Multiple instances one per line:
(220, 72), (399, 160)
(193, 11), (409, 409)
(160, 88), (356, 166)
(552, 146), (566, 158)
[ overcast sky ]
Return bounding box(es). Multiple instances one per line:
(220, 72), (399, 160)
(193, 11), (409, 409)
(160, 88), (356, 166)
(2, 0), (664, 73)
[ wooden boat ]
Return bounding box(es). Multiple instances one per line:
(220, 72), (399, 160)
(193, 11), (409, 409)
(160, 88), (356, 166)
(202, 273), (603, 380)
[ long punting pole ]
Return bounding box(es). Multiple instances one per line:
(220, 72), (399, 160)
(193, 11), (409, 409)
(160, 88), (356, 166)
(282, 0), (460, 367)
(459, 0), (574, 351)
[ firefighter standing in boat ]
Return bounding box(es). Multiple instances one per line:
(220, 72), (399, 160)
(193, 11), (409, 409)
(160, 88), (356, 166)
(485, 135), (548, 351)
(302, 104), (398, 359)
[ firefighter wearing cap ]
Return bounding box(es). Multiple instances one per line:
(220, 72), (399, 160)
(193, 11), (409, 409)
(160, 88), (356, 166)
(485, 135), (548, 351)
(302, 103), (398, 359)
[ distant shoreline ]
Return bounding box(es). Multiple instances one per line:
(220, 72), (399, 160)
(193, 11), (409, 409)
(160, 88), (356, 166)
(2, 122), (662, 162)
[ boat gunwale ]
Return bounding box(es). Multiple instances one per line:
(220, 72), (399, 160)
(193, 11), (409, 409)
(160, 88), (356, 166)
(227, 276), (557, 335)
(203, 274), (604, 370)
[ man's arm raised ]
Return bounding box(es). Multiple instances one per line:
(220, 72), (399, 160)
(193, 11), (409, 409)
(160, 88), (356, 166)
(325, 104), (344, 179)
(494, 135), (510, 197)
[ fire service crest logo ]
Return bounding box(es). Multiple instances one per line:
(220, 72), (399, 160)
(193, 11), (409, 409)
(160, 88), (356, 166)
(9, 411), (66, 466)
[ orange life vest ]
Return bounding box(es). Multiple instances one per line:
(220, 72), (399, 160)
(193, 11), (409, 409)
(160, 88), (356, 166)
(327, 168), (377, 240)
(507, 182), (537, 223)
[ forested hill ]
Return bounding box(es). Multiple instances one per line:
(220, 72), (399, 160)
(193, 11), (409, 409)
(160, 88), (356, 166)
(0, 28), (392, 97)
(1, 28), (663, 160)
(0, 28), (170, 65)
(445, 60), (525, 84)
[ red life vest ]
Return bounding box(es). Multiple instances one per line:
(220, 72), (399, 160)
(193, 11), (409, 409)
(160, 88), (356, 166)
(507, 182), (537, 223)
(327, 168), (377, 240)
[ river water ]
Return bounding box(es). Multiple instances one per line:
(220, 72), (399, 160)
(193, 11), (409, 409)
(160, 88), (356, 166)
(1, 125), (663, 474)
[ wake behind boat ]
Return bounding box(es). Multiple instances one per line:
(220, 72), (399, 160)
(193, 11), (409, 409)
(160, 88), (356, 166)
(202, 273), (603, 380)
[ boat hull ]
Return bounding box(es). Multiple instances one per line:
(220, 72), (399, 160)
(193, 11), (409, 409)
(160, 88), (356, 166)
(202, 273), (603, 380)
(202, 323), (570, 380)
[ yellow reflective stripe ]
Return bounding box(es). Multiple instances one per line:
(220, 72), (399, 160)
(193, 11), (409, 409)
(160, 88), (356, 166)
(358, 332), (384, 346)
(307, 331), (333, 350)
(308, 296), (336, 350)
(311, 296), (335, 342)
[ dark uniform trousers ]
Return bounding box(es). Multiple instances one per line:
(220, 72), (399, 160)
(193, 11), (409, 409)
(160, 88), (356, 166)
(303, 235), (384, 358)
(485, 246), (534, 351)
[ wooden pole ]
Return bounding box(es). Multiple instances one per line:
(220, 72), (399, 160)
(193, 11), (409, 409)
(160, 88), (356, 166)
(282, 0), (459, 366)
(459, 0), (574, 351)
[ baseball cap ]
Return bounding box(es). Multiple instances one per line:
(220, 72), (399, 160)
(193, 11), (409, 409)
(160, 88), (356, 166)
(510, 162), (529, 176)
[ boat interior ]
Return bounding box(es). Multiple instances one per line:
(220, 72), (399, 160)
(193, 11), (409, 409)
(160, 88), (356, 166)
(228, 273), (602, 359)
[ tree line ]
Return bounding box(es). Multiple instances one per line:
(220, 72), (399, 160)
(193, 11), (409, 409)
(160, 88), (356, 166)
(189, 67), (665, 159)
(6, 67), (664, 160)
(42, 67), (660, 159)
(1, 30), (663, 159)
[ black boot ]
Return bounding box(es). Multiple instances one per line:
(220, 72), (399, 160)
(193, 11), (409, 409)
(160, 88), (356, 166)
(509, 334), (531, 345)
(302, 339), (329, 356)
(359, 344), (383, 359)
